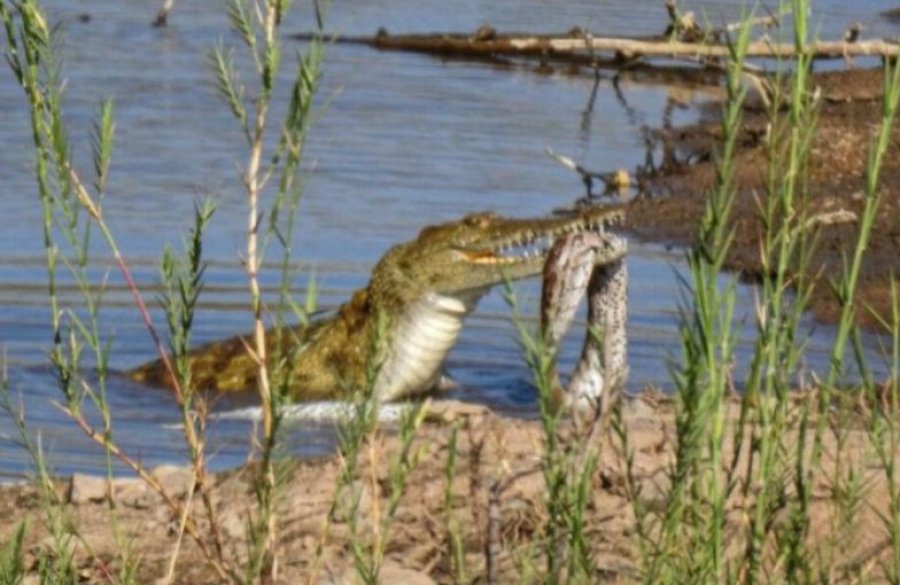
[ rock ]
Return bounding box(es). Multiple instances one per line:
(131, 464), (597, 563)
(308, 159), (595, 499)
(319, 560), (436, 585)
(115, 478), (154, 509)
(470, 24), (496, 42)
(637, 469), (672, 513)
(330, 481), (371, 525)
(301, 534), (318, 551)
(151, 464), (195, 498)
(424, 400), (491, 424)
(35, 534), (80, 560)
(105, 466), (194, 509)
(220, 508), (247, 540)
(69, 473), (107, 505)
(379, 560), (436, 585)
(69, 465), (193, 509)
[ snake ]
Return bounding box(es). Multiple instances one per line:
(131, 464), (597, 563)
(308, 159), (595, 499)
(540, 231), (628, 417)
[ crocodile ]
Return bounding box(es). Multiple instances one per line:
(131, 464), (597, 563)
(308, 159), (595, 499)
(128, 207), (628, 405)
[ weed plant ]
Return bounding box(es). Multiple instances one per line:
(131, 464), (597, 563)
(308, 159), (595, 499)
(2, 0), (326, 582)
(502, 281), (601, 584)
(318, 310), (430, 585)
(618, 1), (900, 583)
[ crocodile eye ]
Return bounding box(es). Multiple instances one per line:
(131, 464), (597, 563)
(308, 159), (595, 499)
(418, 225), (439, 239)
(464, 213), (496, 228)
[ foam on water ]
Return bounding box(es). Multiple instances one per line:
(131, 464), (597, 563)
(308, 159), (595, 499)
(211, 402), (411, 424)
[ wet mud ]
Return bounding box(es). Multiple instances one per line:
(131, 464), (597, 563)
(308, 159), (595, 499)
(625, 67), (899, 330)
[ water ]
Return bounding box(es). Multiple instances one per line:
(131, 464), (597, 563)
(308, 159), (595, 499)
(0, 0), (896, 478)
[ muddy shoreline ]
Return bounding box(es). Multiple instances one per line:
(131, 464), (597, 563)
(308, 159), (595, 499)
(625, 66), (899, 330)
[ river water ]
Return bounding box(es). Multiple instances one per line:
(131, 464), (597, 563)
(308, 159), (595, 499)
(0, 0), (896, 478)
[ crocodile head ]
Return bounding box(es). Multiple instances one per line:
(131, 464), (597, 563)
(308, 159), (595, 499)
(370, 206), (627, 306)
(366, 206), (628, 401)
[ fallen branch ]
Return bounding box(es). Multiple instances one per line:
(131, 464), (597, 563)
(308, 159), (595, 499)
(546, 148), (631, 198)
(153, 0), (174, 27)
(300, 30), (899, 62)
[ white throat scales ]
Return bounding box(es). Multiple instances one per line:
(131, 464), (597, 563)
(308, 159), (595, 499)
(375, 289), (485, 401)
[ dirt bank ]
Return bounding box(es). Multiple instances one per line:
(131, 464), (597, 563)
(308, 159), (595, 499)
(625, 67), (899, 330)
(1, 394), (898, 584)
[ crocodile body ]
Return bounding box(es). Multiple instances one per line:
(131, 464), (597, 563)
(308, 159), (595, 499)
(128, 208), (627, 402)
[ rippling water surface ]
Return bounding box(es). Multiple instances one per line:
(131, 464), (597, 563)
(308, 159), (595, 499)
(1, 0), (896, 477)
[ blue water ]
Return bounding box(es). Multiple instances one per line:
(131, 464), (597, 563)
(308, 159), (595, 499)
(0, 0), (896, 478)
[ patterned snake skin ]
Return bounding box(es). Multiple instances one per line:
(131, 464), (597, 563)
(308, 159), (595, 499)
(540, 231), (628, 416)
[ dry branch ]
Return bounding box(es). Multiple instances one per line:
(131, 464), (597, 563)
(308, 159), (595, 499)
(304, 30), (899, 62)
(509, 36), (899, 59)
(153, 0), (174, 27)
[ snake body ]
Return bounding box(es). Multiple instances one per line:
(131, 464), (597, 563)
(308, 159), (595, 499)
(540, 231), (628, 416)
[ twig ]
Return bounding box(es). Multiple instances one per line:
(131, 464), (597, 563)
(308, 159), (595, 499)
(485, 482), (501, 584)
(611, 73), (640, 127)
(153, 0), (175, 27)
(485, 464), (542, 584)
(68, 165), (223, 559)
(53, 401), (232, 581)
(580, 65), (602, 133)
(162, 468), (199, 585)
(238, 2), (293, 577)
(725, 13), (781, 33)
(312, 0), (323, 31)
(65, 165), (188, 407)
(546, 148), (630, 198)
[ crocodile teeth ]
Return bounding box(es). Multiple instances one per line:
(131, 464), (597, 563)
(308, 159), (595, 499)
(471, 255), (520, 265)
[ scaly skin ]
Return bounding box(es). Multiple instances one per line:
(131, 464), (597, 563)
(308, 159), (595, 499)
(541, 231), (628, 415)
(128, 207), (626, 401)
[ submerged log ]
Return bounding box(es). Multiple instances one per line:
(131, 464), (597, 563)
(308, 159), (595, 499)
(294, 30), (899, 62)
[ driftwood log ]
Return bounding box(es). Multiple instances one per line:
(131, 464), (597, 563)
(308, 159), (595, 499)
(294, 30), (899, 62)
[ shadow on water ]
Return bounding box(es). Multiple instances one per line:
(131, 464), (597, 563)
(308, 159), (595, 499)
(0, 0), (895, 477)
